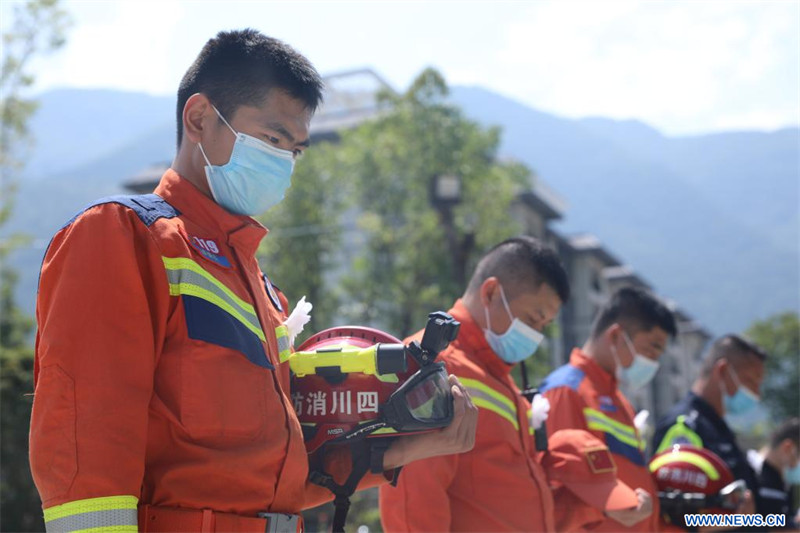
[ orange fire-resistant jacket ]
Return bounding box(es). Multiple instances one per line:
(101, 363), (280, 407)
(379, 300), (555, 532)
(540, 349), (660, 532)
(30, 170), (387, 532)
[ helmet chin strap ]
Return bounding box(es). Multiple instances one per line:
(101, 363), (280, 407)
(308, 438), (397, 533)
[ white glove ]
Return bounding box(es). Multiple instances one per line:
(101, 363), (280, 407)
(634, 409), (650, 436)
(530, 393), (550, 430)
(284, 296), (313, 345)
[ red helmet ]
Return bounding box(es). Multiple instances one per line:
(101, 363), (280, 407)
(650, 445), (746, 519)
(290, 321), (456, 453)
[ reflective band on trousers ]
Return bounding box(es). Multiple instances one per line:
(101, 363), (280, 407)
(162, 256), (266, 341)
(649, 450), (721, 480)
(44, 495), (138, 533)
(460, 377), (519, 430)
(583, 407), (640, 449)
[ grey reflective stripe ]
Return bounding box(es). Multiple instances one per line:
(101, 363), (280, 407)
(759, 487), (788, 500)
(165, 267), (262, 334)
(463, 385), (519, 428)
(46, 508), (137, 532)
(277, 333), (291, 354)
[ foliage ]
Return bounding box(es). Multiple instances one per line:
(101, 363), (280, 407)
(1, 1), (70, 531)
(258, 140), (349, 340)
(338, 67), (528, 338)
(744, 311), (800, 422)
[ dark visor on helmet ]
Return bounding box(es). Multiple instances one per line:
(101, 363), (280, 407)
(382, 362), (453, 432)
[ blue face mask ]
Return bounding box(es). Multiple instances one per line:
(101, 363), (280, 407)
(785, 461), (800, 485)
(198, 105), (295, 216)
(721, 365), (760, 416)
(483, 284), (545, 364)
(612, 331), (660, 390)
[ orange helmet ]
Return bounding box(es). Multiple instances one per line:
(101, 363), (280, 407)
(650, 444), (746, 526)
(290, 324), (454, 452)
(288, 312), (460, 533)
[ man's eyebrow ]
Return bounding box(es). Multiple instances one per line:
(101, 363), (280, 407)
(267, 121), (310, 147)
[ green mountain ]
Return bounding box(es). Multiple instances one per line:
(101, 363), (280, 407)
(5, 87), (798, 336)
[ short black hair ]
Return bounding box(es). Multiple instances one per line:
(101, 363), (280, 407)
(466, 236), (570, 304)
(699, 334), (768, 378)
(589, 286), (677, 340)
(769, 418), (800, 449)
(176, 29), (324, 146)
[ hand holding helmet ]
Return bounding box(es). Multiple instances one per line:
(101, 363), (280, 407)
(289, 311), (477, 532)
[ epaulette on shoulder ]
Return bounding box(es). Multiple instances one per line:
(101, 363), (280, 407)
(61, 193), (180, 230)
(539, 364), (585, 392)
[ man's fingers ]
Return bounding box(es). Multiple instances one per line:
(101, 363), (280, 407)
(449, 374), (475, 409)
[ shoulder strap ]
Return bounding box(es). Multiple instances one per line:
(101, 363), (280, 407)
(62, 193), (180, 230)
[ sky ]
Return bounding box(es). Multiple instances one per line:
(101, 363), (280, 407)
(2, 0), (799, 136)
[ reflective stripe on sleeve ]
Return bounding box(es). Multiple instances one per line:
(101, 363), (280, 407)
(44, 495), (138, 533)
(460, 378), (519, 431)
(162, 256), (265, 341)
(276, 325), (292, 363)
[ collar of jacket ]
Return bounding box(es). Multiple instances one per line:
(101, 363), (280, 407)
(448, 299), (515, 379)
(155, 169), (268, 257)
(569, 348), (619, 395)
(688, 391), (735, 439)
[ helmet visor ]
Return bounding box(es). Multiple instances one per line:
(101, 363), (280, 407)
(384, 363), (454, 431)
(405, 367), (451, 422)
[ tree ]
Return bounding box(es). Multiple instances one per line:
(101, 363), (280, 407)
(258, 139), (349, 340)
(745, 311), (800, 422)
(338, 68), (528, 338)
(0, 1), (70, 531)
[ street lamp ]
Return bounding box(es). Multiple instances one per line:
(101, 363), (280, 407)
(430, 173), (473, 287)
(431, 173), (462, 208)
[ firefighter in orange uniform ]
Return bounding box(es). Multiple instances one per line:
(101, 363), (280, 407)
(540, 429), (639, 532)
(540, 286), (677, 532)
(29, 29), (477, 533)
(379, 236), (570, 532)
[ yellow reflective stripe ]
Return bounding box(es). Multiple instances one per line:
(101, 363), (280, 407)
(372, 427), (399, 435)
(70, 525), (139, 533)
(168, 282), (266, 342)
(527, 408), (534, 435)
(162, 256), (257, 316)
(584, 408), (640, 448)
(584, 408), (637, 438)
(649, 450), (720, 480)
(460, 378), (516, 411)
(472, 397), (519, 430)
(655, 415), (703, 454)
(276, 325), (291, 362)
(44, 496), (138, 522)
(460, 378), (519, 430)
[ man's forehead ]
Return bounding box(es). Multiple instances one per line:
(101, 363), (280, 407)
(635, 326), (669, 344)
(233, 89), (313, 127)
(516, 283), (562, 313)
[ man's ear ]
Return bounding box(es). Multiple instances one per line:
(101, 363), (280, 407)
(714, 358), (732, 394)
(605, 323), (622, 346)
(182, 93), (212, 145)
(479, 277), (499, 308)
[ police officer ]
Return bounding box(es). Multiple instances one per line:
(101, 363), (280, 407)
(653, 334), (767, 518)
